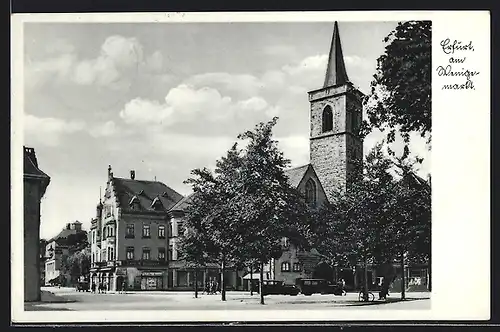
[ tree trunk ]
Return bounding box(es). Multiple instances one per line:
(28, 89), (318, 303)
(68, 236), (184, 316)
(194, 267), (198, 298)
(259, 261), (265, 305)
(250, 264), (253, 296)
(363, 259), (369, 301)
(221, 258), (226, 301)
(400, 252), (406, 300)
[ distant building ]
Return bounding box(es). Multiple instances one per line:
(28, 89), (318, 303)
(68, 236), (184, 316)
(24, 146), (50, 302)
(44, 221), (87, 286)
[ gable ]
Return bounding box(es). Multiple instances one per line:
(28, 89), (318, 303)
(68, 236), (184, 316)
(296, 165), (329, 208)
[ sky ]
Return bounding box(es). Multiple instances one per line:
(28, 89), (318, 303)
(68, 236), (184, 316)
(22, 21), (431, 240)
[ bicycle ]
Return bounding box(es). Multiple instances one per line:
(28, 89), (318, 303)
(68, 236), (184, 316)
(358, 290), (375, 302)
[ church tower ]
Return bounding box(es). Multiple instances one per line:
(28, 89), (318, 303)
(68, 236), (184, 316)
(308, 22), (364, 201)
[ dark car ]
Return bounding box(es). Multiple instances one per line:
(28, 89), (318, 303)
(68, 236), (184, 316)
(295, 278), (342, 296)
(262, 280), (299, 296)
(76, 281), (90, 292)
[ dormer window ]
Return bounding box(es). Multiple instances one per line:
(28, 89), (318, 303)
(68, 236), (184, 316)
(129, 196), (140, 210)
(151, 197), (164, 211)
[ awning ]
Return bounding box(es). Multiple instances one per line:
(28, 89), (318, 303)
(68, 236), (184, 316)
(242, 273), (270, 280)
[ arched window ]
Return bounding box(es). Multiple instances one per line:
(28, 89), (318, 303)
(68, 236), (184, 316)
(322, 106), (333, 132)
(305, 179), (317, 207)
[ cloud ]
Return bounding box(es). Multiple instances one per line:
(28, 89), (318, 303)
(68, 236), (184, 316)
(119, 85), (281, 128)
(24, 114), (86, 146)
(25, 35), (145, 91)
(276, 135), (310, 166)
(186, 72), (262, 97)
(282, 54), (328, 76)
(89, 120), (118, 138)
(344, 55), (373, 70)
(145, 51), (164, 73)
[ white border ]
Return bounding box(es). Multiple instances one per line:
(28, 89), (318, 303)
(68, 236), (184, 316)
(11, 10), (491, 323)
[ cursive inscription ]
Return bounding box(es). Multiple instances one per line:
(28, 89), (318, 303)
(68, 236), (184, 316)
(436, 38), (480, 90)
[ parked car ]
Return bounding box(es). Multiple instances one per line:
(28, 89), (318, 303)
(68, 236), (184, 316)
(295, 278), (342, 296)
(262, 280), (299, 296)
(76, 281), (90, 292)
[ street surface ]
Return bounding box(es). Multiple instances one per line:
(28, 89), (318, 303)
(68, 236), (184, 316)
(24, 287), (431, 311)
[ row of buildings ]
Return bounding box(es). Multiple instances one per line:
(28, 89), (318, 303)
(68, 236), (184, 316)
(27, 22), (430, 297)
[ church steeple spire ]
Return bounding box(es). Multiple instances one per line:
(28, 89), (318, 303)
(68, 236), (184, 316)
(323, 21), (349, 88)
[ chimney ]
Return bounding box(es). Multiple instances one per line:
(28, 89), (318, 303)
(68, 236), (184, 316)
(130, 170), (136, 180)
(73, 221), (82, 231)
(108, 165), (113, 181)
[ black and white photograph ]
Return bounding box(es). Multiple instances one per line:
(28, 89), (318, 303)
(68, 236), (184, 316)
(12, 11), (490, 323)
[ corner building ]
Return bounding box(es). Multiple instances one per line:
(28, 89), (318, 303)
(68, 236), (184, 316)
(89, 167), (183, 291)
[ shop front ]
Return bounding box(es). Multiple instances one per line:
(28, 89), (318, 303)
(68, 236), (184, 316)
(139, 271), (165, 290)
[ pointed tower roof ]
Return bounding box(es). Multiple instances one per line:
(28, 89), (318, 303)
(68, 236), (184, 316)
(323, 21), (349, 88)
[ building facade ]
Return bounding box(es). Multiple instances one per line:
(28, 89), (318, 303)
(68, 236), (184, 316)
(44, 221), (87, 286)
(89, 167), (184, 291)
(167, 196), (239, 290)
(24, 146), (50, 302)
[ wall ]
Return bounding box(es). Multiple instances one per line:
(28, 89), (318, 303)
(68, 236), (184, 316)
(24, 180), (41, 301)
(117, 213), (169, 261)
(274, 244), (309, 285)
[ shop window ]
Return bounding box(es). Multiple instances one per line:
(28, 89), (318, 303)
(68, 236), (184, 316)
(142, 224), (151, 238)
(142, 247), (151, 260)
(126, 224), (135, 238)
(177, 271), (188, 287)
(293, 263), (302, 272)
(158, 225), (166, 239)
(281, 261), (291, 272)
(126, 246), (134, 260)
(158, 247), (166, 261)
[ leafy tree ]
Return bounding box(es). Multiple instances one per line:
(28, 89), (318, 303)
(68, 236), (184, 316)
(60, 248), (91, 285)
(310, 144), (401, 301)
(181, 144), (246, 301)
(181, 118), (311, 305)
(235, 117), (311, 305)
(379, 156), (431, 298)
(363, 21), (432, 147)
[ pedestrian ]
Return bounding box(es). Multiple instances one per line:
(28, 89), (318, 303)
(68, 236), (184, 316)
(339, 278), (347, 296)
(91, 283), (96, 294)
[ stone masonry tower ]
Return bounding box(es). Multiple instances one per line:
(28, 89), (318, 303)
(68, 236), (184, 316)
(308, 22), (364, 202)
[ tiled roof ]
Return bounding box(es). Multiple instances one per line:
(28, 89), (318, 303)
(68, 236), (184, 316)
(170, 193), (195, 212)
(48, 228), (86, 244)
(284, 164), (310, 188)
(111, 177), (183, 213)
